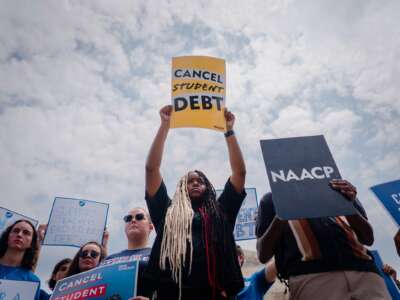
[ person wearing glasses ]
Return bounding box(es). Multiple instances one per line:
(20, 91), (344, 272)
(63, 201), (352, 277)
(0, 220), (41, 300)
(101, 207), (154, 299)
(65, 241), (106, 277)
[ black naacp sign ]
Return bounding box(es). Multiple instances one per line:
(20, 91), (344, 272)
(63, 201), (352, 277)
(260, 135), (357, 220)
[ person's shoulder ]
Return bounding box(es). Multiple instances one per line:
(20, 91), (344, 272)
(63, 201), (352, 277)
(250, 267), (267, 281)
(137, 247), (152, 255)
(105, 249), (130, 259)
(259, 192), (273, 204)
(19, 268), (40, 282)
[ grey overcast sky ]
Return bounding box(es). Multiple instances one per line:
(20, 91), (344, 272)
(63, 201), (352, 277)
(0, 0), (399, 292)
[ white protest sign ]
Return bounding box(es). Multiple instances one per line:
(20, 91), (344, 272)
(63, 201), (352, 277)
(43, 197), (109, 247)
(0, 207), (38, 235)
(0, 279), (39, 300)
(216, 188), (258, 240)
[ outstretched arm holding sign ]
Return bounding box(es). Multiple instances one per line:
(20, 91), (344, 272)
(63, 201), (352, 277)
(224, 108), (246, 193)
(145, 105), (172, 197)
(145, 105), (246, 196)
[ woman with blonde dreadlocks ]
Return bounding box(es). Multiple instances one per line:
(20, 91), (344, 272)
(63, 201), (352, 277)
(144, 105), (247, 300)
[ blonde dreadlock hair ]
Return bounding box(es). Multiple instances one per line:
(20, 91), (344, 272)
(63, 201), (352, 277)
(159, 173), (194, 294)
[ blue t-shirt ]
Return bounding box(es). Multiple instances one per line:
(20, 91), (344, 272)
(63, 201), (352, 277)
(237, 267), (274, 300)
(101, 248), (151, 296)
(0, 263), (41, 300)
(39, 289), (50, 300)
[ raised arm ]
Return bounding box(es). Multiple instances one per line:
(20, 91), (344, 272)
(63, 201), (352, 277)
(145, 105), (171, 197)
(330, 179), (374, 246)
(224, 108), (246, 193)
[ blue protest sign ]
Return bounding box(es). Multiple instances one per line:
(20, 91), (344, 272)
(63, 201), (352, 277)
(260, 135), (356, 220)
(371, 180), (400, 226)
(0, 279), (39, 300)
(43, 197), (109, 247)
(0, 207), (38, 235)
(370, 250), (400, 300)
(51, 260), (138, 300)
(216, 188), (258, 240)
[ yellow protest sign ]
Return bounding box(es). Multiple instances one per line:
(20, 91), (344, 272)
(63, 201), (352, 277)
(170, 56), (226, 132)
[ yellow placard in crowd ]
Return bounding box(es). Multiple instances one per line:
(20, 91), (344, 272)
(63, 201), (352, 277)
(170, 56), (226, 132)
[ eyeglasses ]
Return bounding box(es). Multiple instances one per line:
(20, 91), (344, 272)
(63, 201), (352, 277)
(79, 250), (100, 259)
(123, 213), (145, 223)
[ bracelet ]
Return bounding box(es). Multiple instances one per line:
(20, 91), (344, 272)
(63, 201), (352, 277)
(224, 130), (235, 138)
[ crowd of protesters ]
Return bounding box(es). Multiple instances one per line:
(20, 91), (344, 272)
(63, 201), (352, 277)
(0, 105), (398, 300)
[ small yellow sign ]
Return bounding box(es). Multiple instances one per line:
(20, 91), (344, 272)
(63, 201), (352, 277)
(170, 56), (226, 132)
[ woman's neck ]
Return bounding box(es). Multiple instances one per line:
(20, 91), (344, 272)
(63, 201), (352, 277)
(0, 248), (25, 267)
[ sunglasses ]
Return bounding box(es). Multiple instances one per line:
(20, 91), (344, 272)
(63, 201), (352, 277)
(79, 250), (100, 259)
(123, 213), (145, 223)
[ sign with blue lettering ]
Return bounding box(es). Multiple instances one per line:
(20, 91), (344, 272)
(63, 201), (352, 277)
(0, 279), (39, 300)
(260, 135), (356, 220)
(0, 207), (38, 235)
(370, 250), (400, 299)
(51, 260), (138, 300)
(370, 180), (400, 226)
(216, 188), (258, 240)
(43, 197), (109, 247)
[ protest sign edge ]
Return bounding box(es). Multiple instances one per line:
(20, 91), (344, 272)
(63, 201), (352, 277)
(42, 196), (109, 248)
(0, 206), (39, 229)
(369, 187), (399, 227)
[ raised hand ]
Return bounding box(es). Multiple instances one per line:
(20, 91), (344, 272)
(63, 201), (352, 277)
(159, 105), (173, 124)
(224, 108), (235, 131)
(37, 224), (47, 244)
(330, 179), (357, 201)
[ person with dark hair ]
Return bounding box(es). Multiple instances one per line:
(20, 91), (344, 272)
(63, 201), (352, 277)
(66, 241), (106, 277)
(38, 258), (72, 300)
(256, 180), (391, 300)
(144, 105), (247, 300)
(101, 207), (153, 300)
(0, 220), (41, 300)
(235, 245), (276, 300)
(48, 258), (71, 290)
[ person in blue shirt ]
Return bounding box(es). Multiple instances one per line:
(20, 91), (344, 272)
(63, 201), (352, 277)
(102, 207), (154, 300)
(0, 219), (41, 300)
(236, 245), (277, 300)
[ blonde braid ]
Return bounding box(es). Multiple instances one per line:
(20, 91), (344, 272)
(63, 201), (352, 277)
(159, 174), (194, 297)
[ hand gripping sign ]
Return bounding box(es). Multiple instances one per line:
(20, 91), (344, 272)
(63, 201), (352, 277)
(170, 56), (226, 132)
(260, 135), (357, 220)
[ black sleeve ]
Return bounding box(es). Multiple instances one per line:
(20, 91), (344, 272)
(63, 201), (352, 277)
(255, 193), (276, 238)
(145, 181), (171, 233)
(353, 198), (368, 219)
(218, 179), (247, 227)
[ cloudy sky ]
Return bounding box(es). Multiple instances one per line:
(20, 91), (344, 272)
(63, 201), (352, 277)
(1, 0), (399, 292)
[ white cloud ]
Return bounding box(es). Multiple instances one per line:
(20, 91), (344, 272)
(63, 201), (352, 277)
(0, 0), (399, 291)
